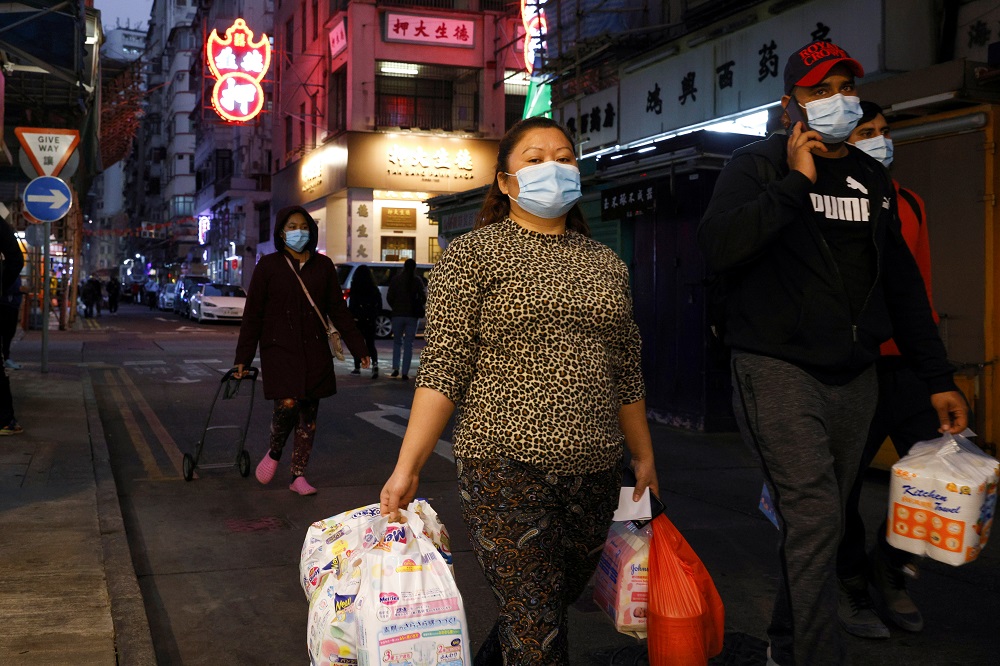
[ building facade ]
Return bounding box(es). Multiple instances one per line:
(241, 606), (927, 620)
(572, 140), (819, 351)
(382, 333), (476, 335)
(267, 0), (524, 265)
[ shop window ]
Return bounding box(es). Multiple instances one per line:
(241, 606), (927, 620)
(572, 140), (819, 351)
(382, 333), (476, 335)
(380, 236), (415, 262)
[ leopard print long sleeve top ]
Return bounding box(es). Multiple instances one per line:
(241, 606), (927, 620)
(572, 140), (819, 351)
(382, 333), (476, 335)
(416, 217), (645, 475)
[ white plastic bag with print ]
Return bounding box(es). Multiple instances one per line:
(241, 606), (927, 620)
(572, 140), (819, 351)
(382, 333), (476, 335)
(887, 432), (999, 566)
(301, 500), (455, 666)
(354, 510), (471, 666)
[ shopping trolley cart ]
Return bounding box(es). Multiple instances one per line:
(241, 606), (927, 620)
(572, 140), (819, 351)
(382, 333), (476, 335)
(182, 366), (259, 481)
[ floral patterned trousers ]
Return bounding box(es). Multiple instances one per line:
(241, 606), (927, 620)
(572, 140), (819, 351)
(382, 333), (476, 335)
(456, 455), (621, 665)
(268, 398), (319, 476)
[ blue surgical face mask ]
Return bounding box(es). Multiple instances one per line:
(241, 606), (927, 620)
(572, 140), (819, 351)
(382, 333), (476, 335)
(800, 94), (863, 143)
(284, 228), (309, 252)
(506, 161), (582, 219)
(853, 135), (894, 167)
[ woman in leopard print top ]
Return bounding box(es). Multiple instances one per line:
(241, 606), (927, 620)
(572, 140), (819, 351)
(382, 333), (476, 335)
(380, 117), (659, 664)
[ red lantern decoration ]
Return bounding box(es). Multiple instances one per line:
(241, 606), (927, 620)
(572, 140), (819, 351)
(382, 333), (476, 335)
(207, 18), (271, 123)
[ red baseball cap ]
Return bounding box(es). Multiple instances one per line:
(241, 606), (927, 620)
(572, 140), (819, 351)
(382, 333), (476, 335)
(784, 41), (864, 93)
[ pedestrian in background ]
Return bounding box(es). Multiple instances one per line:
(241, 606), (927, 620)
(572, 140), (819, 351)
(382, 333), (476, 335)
(379, 116), (659, 664)
(106, 275), (121, 314)
(0, 217), (24, 435)
(347, 263), (382, 378)
(698, 41), (967, 666)
(836, 101), (955, 637)
(233, 206), (369, 496)
(387, 258), (425, 381)
(144, 276), (159, 310)
(82, 275), (101, 318)
(0, 277), (22, 370)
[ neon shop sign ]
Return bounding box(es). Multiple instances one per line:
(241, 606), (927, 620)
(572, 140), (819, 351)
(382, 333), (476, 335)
(520, 0), (548, 74)
(207, 18), (271, 123)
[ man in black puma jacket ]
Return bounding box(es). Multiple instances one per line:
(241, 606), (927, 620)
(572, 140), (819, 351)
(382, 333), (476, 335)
(698, 41), (967, 666)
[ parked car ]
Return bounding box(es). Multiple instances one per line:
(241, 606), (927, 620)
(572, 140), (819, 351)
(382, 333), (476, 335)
(158, 281), (178, 311)
(188, 283), (247, 323)
(173, 275), (211, 317)
(336, 261), (433, 338)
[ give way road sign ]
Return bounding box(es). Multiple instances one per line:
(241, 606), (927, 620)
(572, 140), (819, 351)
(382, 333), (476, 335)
(23, 176), (73, 222)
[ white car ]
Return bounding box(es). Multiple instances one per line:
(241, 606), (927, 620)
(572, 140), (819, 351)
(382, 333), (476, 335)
(189, 283), (247, 323)
(336, 261), (432, 338)
(158, 282), (177, 311)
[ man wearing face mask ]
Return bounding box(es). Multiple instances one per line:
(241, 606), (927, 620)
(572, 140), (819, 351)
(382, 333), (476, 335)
(699, 41), (967, 666)
(835, 101), (944, 638)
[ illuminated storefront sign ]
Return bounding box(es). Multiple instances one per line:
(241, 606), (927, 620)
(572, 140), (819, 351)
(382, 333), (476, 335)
(384, 12), (475, 48)
(521, 0), (547, 73)
(207, 18), (271, 123)
(329, 18), (347, 58)
(198, 215), (211, 244)
(386, 144), (475, 181)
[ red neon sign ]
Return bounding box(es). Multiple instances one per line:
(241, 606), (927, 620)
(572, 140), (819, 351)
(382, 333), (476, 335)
(207, 18), (271, 123)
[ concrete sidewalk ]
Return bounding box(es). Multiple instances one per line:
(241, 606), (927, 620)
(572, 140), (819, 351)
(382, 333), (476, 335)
(0, 352), (155, 664)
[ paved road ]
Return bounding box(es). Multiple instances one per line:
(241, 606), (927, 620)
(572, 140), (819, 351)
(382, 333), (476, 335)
(52, 302), (1000, 665)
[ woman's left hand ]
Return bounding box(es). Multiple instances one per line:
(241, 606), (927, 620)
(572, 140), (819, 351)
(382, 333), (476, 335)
(630, 455), (659, 503)
(360, 356), (371, 369)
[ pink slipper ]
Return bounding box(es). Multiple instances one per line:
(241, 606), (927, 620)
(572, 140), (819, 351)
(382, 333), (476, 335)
(255, 455), (278, 485)
(289, 477), (317, 496)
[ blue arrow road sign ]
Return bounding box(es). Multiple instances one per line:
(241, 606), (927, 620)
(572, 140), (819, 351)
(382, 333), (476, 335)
(23, 176), (72, 222)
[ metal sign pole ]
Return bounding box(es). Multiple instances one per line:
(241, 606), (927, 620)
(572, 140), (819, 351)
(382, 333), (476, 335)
(41, 220), (50, 373)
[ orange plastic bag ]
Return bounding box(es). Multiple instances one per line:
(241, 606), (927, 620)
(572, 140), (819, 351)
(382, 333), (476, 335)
(647, 514), (725, 666)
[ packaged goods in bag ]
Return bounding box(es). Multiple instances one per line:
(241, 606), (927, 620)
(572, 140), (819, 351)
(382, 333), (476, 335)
(354, 510), (471, 665)
(593, 519), (652, 637)
(300, 500), (456, 666)
(887, 433), (999, 566)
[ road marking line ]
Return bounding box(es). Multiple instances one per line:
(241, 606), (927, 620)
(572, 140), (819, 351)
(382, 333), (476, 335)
(123, 360), (167, 366)
(356, 402), (454, 462)
(184, 359), (222, 364)
(104, 371), (164, 480)
(114, 368), (185, 477)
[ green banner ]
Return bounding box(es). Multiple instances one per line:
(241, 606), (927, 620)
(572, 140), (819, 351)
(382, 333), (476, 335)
(521, 79), (551, 119)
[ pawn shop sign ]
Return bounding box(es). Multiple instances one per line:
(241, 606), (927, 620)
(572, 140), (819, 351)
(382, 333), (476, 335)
(14, 127), (80, 178)
(207, 18), (271, 123)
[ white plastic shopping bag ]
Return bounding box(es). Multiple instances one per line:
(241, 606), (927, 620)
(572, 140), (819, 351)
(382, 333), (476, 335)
(301, 500), (456, 666)
(593, 519), (653, 638)
(887, 432), (999, 565)
(354, 510), (472, 665)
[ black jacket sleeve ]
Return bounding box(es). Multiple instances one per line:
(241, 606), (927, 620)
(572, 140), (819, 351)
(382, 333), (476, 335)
(880, 217), (957, 395)
(698, 151), (814, 273)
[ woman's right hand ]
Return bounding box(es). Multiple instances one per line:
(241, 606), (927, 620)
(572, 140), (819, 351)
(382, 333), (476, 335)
(380, 467), (420, 522)
(232, 363), (246, 379)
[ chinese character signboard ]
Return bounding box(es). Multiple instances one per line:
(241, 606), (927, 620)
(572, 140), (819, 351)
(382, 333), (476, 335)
(384, 12), (475, 48)
(381, 207), (418, 230)
(329, 17), (347, 59)
(557, 86), (618, 151)
(207, 18), (271, 123)
(601, 181), (659, 221)
(617, 0), (880, 146)
(345, 133), (498, 192)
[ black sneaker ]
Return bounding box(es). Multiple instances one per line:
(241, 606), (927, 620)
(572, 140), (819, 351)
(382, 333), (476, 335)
(870, 549), (924, 632)
(391, 369), (399, 378)
(350, 368), (360, 375)
(838, 574), (890, 639)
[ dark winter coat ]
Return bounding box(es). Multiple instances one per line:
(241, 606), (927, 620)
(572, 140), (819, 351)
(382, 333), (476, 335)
(387, 271), (426, 318)
(0, 222), (23, 295)
(233, 210), (366, 400)
(347, 277), (383, 322)
(698, 133), (956, 393)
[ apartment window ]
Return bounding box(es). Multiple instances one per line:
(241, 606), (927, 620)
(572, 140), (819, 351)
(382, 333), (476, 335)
(285, 19), (294, 64)
(173, 196), (195, 218)
(375, 62), (479, 132)
(309, 93), (318, 147)
(327, 65), (347, 134)
(257, 202), (271, 243)
(284, 115), (293, 154)
(215, 149), (234, 180)
(504, 71), (529, 132)
(311, 0), (319, 41)
(299, 102), (306, 148)
(300, 2), (307, 53)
